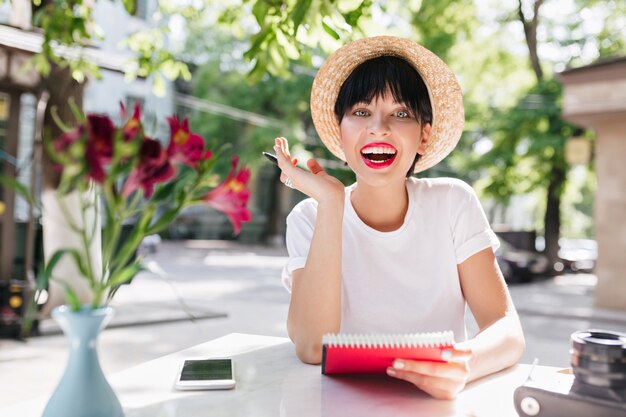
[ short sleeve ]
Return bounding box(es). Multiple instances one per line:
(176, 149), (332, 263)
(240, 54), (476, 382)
(281, 199), (317, 292)
(448, 180), (500, 264)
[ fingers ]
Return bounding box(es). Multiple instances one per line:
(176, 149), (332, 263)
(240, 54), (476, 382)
(274, 137), (291, 167)
(274, 138), (298, 165)
(306, 159), (325, 175)
(442, 345), (473, 362)
(392, 359), (469, 380)
(388, 370), (461, 400)
(387, 358), (470, 400)
(274, 137), (298, 183)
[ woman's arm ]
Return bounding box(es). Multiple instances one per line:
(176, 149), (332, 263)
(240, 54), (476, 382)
(386, 247), (525, 399)
(273, 137), (346, 364)
(287, 198), (344, 364)
(456, 247), (526, 381)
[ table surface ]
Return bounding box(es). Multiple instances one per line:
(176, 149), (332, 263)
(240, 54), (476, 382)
(4, 333), (566, 417)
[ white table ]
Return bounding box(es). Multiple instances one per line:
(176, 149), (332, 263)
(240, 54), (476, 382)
(4, 333), (565, 417)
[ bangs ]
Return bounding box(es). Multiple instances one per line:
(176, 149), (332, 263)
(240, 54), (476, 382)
(334, 56), (433, 126)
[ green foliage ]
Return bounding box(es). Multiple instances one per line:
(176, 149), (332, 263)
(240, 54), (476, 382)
(29, 0), (626, 239)
(471, 79), (577, 204)
(122, 27), (192, 96)
(561, 166), (596, 238)
(547, 0), (626, 68)
(0, 174), (36, 207)
(32, 0), (194, 93)
(187, 51), (315, 177)
(215, 0), (372, 81)
(409, 0), (477, 61)
(32, 0), (103, 81)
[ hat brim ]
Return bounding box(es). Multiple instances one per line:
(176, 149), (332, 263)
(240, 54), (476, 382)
(310, 36), (465, 173)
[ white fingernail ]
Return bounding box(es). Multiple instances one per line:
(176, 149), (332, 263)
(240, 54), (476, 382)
(393, 360), (404, 370)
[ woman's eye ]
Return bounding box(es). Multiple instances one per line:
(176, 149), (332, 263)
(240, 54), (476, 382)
(395, 111), (410, 118)
(354, 110), (368, 117)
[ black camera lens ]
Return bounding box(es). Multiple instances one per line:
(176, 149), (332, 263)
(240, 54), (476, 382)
(570, 330), (626, 389)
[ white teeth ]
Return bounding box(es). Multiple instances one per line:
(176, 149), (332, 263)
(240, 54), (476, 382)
(361, 146), (396, 155)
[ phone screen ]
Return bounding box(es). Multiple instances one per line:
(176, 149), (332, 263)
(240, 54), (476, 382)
(180, 359), (232, 381)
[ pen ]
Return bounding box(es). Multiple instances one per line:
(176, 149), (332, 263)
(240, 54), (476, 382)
(262, 152), (278, 166)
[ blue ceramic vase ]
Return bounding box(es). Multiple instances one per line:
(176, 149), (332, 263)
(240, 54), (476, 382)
(42, 305), (124, 417)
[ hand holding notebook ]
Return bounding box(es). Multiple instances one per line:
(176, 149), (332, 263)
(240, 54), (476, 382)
(321, 331), (456, 374)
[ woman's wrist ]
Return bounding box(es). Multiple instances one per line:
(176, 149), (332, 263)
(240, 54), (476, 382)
(317, 195), (345, 211)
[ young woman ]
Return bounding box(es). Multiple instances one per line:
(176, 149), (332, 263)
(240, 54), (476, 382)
(274, 36), (525, 400)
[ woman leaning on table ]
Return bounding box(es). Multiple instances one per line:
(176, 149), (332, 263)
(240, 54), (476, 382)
(275, 36), (525, 400)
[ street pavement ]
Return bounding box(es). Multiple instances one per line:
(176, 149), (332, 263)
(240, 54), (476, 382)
(1, 240), (625, 408)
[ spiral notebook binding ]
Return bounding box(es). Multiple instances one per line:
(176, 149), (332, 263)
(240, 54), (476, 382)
(322, 331), (455, 348)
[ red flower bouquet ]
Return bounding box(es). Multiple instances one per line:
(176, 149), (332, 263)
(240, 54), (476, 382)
(44, 103), (252, 308)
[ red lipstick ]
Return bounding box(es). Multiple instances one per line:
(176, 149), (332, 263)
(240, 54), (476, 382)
(360, 142), (398, 170)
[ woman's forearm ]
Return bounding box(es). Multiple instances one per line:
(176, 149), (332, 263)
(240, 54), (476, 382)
(457, 314), (526, 382)
(287, 198), (344, 364)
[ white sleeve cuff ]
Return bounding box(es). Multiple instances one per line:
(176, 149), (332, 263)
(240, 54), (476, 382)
(455, 229), (500, 264)
(280, 257), (307, 293)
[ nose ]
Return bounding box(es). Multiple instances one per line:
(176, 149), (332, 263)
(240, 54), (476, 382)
(367, 112), (390, 137)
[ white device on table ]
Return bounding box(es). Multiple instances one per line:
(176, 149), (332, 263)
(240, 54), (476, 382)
(174, 358), (236, 390)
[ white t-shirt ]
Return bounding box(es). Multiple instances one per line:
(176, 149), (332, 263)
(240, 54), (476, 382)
(281, 177), (500, 342)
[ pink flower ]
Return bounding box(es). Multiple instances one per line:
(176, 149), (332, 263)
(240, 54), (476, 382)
(166, 116), (210, 167)
(120, 102), (142, 141)
(203, 156), (252, 235)
(86, 114), (115, 182)
(122, 138), (175, 198)
(54, 125), (84, 153)
(52, 125), (85, 174)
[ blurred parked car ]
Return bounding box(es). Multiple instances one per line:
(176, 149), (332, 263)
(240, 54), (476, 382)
(496, 240), (550, 283)
(138, 234), (162, 255)
(557, 238), (597, 273)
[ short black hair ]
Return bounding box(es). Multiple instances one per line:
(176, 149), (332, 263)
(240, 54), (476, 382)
(334, 55), (433, 126)
(334, 56), (433, 176)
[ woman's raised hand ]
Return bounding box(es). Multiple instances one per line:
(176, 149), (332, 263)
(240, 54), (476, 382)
(274, 137), (345, 204)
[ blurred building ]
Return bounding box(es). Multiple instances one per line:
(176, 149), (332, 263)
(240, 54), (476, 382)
(561, 57), (626, 311)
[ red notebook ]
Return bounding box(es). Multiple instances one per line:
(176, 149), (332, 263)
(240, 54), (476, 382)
(321, 332), (455, 374)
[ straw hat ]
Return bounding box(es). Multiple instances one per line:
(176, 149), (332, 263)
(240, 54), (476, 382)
(310, 36), (465, 173)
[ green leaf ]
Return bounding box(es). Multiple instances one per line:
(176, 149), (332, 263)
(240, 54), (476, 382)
(275, 29), (300, 60)
(67, 249), (91, 281)
(61, 283), (82, 311)
(244, 27), (272, 61)
(67, 97), (87, 123)
(122, 0), (137, 15)
(252, 0), (270, 24)
(292, 0), (313, 34)
(146, 207), (181, 235)
(322, 21), (341, 40)
(246, 59), (267, 83)
(114, 205), (156, 269)
(150, 180), (179, 203)
(108, 263), (144, 287)
(32, 249), (83, 311)
(0, 174), (35, 206)
(40, 249), (71, 289)
(50, 106), (72, 132)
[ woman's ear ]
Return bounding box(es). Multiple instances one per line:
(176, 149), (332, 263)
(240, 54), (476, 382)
(417, 123), (431, 155)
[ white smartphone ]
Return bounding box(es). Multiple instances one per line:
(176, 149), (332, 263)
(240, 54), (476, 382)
(174, 358), (236, 390)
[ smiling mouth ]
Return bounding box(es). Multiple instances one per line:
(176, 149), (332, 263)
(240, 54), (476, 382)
(360, 146), (397, 164)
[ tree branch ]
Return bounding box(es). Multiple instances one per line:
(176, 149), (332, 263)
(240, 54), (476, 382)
(517, 0), (544, 81)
